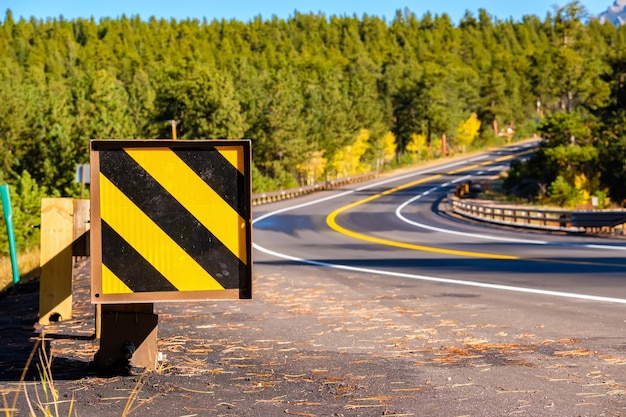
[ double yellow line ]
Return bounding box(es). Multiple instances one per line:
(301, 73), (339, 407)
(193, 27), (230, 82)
(326, 151), (534, 260)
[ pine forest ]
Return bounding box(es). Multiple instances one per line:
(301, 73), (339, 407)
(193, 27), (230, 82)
(1, 1), (626, 253)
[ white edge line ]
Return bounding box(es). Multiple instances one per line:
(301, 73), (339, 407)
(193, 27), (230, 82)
(254, 189), (354, 224)
(394, 182), (626, 251)
(395, 193), (550, 245)
(469, 155), (489, 162)
(253, 242), (626, 304)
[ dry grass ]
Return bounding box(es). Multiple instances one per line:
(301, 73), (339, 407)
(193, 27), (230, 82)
(22, 338), (76, 417)
(4, 332), (147, 417)
(1, 333), (77, 417)
(0, 247), (41, 291)
(0, 252), (150, 416)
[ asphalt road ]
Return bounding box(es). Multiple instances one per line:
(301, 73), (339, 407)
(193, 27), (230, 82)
(252, 142), (626, 416)
(2, 142), (626, 416)
(255, 142), (626, 304)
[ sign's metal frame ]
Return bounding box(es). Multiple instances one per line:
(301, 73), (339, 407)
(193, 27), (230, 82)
(90, 139), (252, 304)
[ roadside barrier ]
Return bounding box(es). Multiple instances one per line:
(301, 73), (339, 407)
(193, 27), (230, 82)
(39, 198), (90, 325)
(252, 172), (380, 205)
(40, 139), (254, 372)
(448, 185), (626, 234)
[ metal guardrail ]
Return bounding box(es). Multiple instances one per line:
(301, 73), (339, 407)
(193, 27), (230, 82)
(251, 172), (380, 206)
(449, 191), (626, 234)
(570, 212), (626, 229)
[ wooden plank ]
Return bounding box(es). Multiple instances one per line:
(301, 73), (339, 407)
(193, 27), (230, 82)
(39, 198), (74, 324)
(73, 199), (90, 256)
(97, 304), (158, 371)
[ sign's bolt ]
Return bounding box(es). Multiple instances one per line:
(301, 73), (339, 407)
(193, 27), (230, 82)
(123, 341), (136, 360)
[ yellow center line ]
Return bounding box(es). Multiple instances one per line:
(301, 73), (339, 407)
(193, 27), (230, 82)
(326, 151), (538, 260)
(325, 148), (624, 268)
(494, 149), (535, 162)
(449, 164), (480, 175)
(326, 174), (517, 260)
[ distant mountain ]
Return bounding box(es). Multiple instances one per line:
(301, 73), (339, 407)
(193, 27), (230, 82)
(597, 0), (626, 25)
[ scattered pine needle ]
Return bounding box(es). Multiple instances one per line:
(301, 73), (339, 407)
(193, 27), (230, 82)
(496, 389), (538, 394)
(392, 388), (426, 392)
(284, 374), (307, 379)
(178, 387), (215, 394)
(345, 404), (385, 409)
(255, 396), (286, 404)
(554, 350), (593, 357)
(284, 410), (316, 416)
(599, 356), (626, 365)
(380, 414), (414, 416)
(353, 396), (396, 401)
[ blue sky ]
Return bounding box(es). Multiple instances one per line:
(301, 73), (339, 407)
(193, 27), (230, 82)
(1, 1), (615, 23)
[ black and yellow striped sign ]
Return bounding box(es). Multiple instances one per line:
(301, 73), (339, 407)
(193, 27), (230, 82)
(90, 140), (251, 303)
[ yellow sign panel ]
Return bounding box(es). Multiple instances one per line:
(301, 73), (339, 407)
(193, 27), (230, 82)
(90, 140), (252, 303)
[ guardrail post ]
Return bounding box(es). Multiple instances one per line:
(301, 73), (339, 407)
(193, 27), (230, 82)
(39, 198), (74, 324)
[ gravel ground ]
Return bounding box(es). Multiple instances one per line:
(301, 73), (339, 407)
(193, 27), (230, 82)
(0, 258), (625, 417)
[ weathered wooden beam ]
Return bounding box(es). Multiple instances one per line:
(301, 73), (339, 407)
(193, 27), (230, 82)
(39, 198), (74, 324)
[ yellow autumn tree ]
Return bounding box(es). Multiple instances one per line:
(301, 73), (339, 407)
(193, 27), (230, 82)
(574, 173), (591, 206)
(406, 133), (427, 162)
(332, 129), (371, 178)
(381, 131), (397, 166)
(456, 113), (481, 152)
(431, 137), (443, 159)
(296, 150), (327, 185)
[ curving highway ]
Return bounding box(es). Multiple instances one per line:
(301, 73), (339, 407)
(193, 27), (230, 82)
(254, 141), (626, 304)
(251, 142), (626, 415)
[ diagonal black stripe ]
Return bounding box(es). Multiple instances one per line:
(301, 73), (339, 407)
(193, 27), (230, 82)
(173, 148), (246, 216)
(101, 221), (178, 292)
(100, 150), (242, 289)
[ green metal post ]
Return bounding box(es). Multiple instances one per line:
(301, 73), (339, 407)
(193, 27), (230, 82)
(0, 185), (19, 287)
